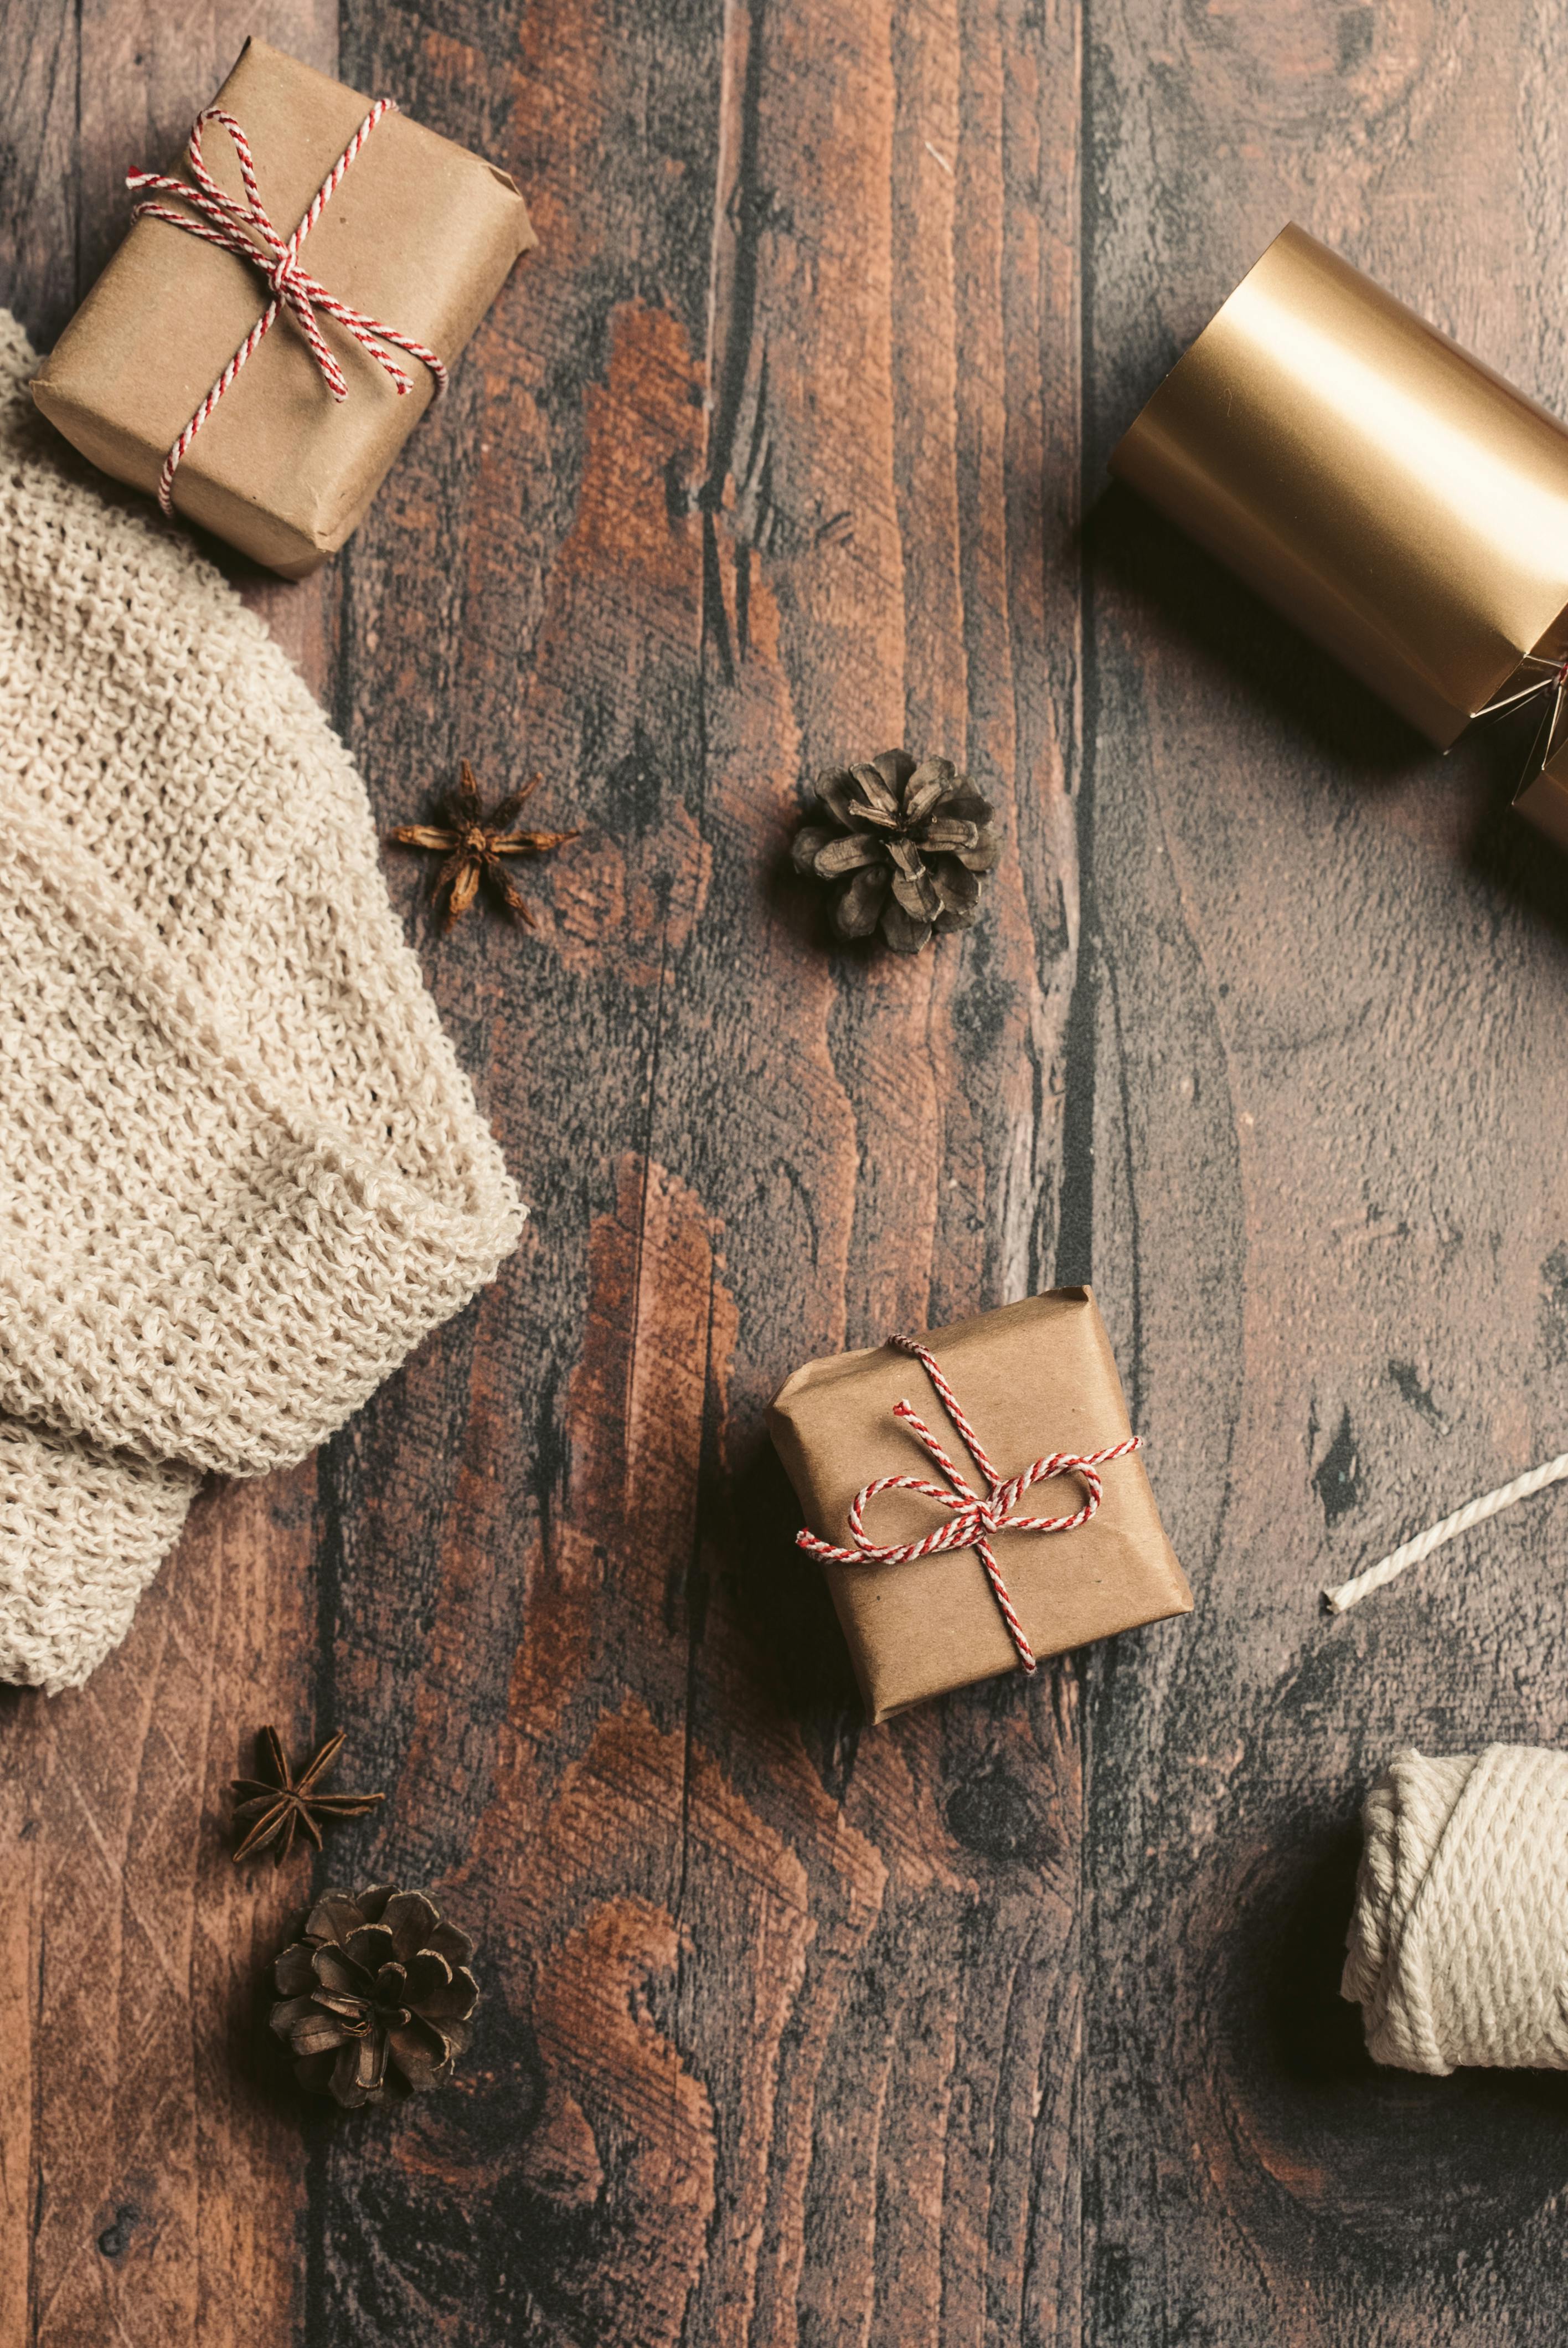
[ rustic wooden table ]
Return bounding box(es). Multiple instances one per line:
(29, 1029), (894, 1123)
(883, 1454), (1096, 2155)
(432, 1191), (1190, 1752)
(6, 3), (1568, 2343)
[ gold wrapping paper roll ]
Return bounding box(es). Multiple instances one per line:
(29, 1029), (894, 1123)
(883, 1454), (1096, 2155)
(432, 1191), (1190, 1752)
(1110, 224), (1568, 847)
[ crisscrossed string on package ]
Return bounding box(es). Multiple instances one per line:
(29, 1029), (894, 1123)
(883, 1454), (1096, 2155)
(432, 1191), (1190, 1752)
(126, 101), (447, 516)
(796, 1333), (1141, 1674)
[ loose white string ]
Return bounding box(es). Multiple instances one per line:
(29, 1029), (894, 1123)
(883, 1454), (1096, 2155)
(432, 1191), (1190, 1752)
(1323, 1451), (1568, 1613)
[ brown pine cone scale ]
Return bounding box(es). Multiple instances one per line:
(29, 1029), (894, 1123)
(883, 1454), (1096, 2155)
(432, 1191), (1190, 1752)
(791, 750), (1000, 952)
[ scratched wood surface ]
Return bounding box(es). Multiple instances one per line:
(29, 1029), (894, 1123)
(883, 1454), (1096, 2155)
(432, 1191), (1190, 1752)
(4, 1), (1568, 2342)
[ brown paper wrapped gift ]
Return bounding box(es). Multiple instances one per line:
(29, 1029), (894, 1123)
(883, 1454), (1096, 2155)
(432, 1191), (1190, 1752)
(1110, 224), (1568, 849)
(768, 1290), (1192, 1721)
(31, 40), (535, 578)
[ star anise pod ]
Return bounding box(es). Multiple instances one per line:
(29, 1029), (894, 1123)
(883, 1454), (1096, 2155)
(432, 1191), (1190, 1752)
(270, 1884), (479, 2108)
(231, 1727), (385, 1867)
(388, 759), (579, 929)
(791, 750), (1001, 952)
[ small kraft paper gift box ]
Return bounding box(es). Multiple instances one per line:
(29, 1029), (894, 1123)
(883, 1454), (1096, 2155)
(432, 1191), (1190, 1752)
(31, 40), (535, 578)
(768, 1289), (1192, 1721)
(1110, 224), (1568, 849)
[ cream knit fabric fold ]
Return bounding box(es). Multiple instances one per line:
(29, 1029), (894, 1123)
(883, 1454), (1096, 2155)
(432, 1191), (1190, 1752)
(0, 312), (523, 1692)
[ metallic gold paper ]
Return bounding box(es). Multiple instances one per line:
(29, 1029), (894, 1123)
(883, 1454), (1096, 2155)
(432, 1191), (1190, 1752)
(1110, 224), (1568, 842)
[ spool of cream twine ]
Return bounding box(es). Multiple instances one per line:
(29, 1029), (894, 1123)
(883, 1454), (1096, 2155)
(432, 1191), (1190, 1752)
(1343, 1744), (1568, 2072)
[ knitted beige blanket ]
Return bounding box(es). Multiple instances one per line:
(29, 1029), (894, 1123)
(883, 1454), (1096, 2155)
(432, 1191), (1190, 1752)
(0, 314), (524, 1692)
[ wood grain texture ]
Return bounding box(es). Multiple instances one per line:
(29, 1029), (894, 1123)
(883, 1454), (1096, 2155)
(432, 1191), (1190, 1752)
(4, 0), (1568, 2342)
(1082, 4), (1568, 2343)
(0, 12), (339, 2348)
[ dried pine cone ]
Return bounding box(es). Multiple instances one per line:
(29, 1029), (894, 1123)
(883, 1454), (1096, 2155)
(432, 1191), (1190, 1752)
(791, 750), (1000, 952)
(269, 1884), (478, 2109)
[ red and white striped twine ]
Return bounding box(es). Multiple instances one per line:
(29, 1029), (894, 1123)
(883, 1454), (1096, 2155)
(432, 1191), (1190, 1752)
(127, 101), (447, 516)
(796, 1334), (1141, 1677)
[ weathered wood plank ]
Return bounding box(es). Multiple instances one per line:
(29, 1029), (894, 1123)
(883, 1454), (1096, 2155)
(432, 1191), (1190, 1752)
(307, 1), (730, 2338)
(1082, 3), (1568, 2342)
(672, 2), (1089, 2343)
(0, 11), (337, 2348)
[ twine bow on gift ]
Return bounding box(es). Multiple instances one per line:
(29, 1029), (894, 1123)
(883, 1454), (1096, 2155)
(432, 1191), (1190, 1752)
(1475, 648), (1568, 787)
(127, 101), (448, 516)
(796, 1335), (1141, 1674)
